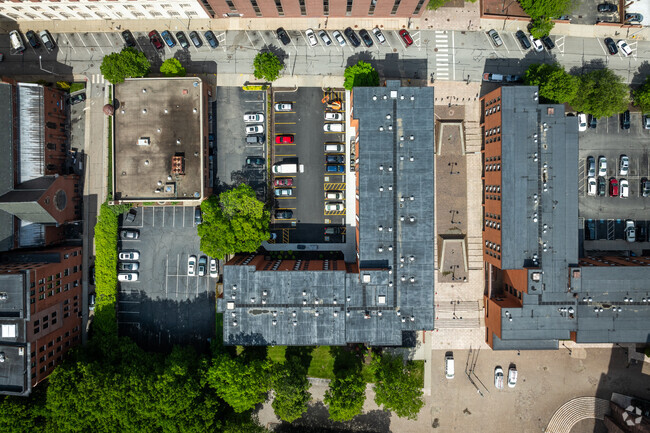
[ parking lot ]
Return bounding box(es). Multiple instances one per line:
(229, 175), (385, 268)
(117, 206), (216, 351)
(578, 111), (650, 246)
(271, 88), (347, 244)
(215, 87), (267, 198)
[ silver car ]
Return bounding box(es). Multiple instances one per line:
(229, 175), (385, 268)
(318, 30), (332, 46)
(332, 30), (346, 46)
(487, 29), (503, 47)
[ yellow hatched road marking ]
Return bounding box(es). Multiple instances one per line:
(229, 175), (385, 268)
(283, 228), (290, 243)
(275, 122), (296, 125)
(275, 143), (296, 146)
(324, 210), (346, 216)
(324, 183), (346, 190)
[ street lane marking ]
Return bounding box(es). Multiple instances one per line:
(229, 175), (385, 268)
(596, 37), (607, 56)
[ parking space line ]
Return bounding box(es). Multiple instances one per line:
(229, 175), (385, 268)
(165, 255), (169, 297)
(162, 206), (165, 227)
(275, 154), (297, 157)
(596, 38), (607, 56)
(244, 30), (256, 49)
(91, 33), (105, 54)
(275, 143), (296, 146)
(509, 32), (523, 54)
(62, 33), (77, 53)
(176, 254), (180, 298)
(151, 206), (155, 227)
(275, 122), (296, 124)
(183, 206), (186, 227)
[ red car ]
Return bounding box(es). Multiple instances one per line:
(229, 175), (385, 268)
(275, 135), (294, 144)
(148, 30), (164, 50)
(399, 29), (413, 47)
(609, 178), (619, 197)
(274, 178), (293, 187)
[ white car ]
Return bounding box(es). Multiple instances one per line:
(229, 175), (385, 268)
(318, 30), (332, 46)
(325, 112), (343, 121)
(620, 179), (629, 198)
(305, 28), (318, 47)
(275, 103), (292, 112)
(578, 113), (587, 132)
(507, 366), (518, 388)
(598, 156), (607, 177)
(332, 30), (346, 46)
(119, 251), (140, 261)
(118, 273), (138, 282)
(625, 220), (636, 242)
(245, 124), (264, 135)
(619, 155), (629, 176)
(243, 113), (264, 123)
(587, 177), (597, 196)
(325, 202), (344, 211)
(617, 40), (632, 57)
(324, 123), (345, 132)
(530, 35), (544, 52)
(209, 258), (218, 278)
(372, 27), (386, 44)
(494, 366), (504, 390)
(187, 255), (197, 276)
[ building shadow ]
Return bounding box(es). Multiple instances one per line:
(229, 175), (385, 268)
(273, 401), (392, 433)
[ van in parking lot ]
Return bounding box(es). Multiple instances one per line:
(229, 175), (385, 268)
(326, 191), (343, 199)
(272, 163), (304, 174)
(445, 352), (454, 379)
(246, 135), (265, 144)
(324, 143), (345, 153)
(9, 31), (25, 53)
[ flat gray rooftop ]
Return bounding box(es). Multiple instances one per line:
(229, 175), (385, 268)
(113, 78), (204, 202)
(0, 273), (29, 396)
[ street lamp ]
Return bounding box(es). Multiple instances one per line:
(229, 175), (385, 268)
(39, 56), (53, 75)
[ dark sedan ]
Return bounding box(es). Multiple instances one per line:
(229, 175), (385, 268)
(176, 31), (190, 49)
(597, 3), (617, 12)
(204, 30), (219, 48)
(604, 37), (617, 55)
(25, 31), (40, 48)
(344, 27), (361, 48)
(121, 30), (136, 48)
(359, 29), (373, 47)
(276, 27), (291, 46)
(541, 35), (555, 50)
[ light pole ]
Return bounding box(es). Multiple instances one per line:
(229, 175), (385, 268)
(39, 56), (53, 75)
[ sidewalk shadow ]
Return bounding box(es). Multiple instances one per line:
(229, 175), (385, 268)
(273, 402), (392, 433)
(631, 60), (650, 88)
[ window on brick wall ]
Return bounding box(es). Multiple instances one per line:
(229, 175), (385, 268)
(346, 0), (353, 14)
(274, 0), (284, 15)
(413, 0), (426, 14)
(298, 0), (306, 15)
(323, 0), (329, 15)
(390, 0), (401, 14)
(249, 0), (261, 16)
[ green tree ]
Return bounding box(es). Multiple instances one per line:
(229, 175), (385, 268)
(205, 353), (272, 413)
(0, 388), (47, 432)
(100, 47), (151, 84)
(370, 352), (424, 420)
(519, 0), (573, 37)
(253, 52), (283, 82)
(271, 349), (313, 422)
(523, 63), (579, 104)
(634, 76), (650, 113)
(343, 61), (379, 91)
(197, 184), (270, 260)
(572, 68), (630, 118)
(160, 58), (186, 77)
(323, 373), (366, 421)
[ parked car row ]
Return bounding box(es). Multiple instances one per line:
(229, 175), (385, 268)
(276, 27), (413, 48)
(586, 155), (650, 198)
(187, 255), (218, 277)
(488, 29), (554, 52)
(118, 250), (140, 282)
(8, 29), (55, 53)
(603, 37), (633, 56)
(121, 29), (220, 50)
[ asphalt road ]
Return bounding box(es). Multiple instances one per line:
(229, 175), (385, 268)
(2, 29), (650, 85)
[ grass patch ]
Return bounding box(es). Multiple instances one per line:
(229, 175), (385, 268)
(410, 360), (424, 388)
(93, 203), (131, 336)
(242, 85), (268, 91)
(268, 346), (286, 363)
(142, 202), (156, 206)
(69, 82), (86, 93)
(307, 346), (336, 380)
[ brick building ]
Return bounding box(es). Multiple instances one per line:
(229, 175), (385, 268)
(482, 86), (650, 350)
(0, 245), (83, 396)
(220, 82), (435, 346)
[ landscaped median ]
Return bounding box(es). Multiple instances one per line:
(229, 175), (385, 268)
(92, 202), (131, 337)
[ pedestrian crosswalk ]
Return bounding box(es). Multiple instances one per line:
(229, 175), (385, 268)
(435, 31), (450, 81)
(90, 74), (105, 84)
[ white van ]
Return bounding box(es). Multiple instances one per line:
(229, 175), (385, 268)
(445, 352), (454, 379)
(9, 31), (25, 53)
(326, 191), (343, 200)
(324, 143), (344, 153)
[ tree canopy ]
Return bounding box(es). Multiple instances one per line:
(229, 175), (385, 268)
(572, 68), (630, 118)
(371, 352), (424, 420)
(100, 47), (150, 84)
(634, 76), (650, 114)
(519, 0), (573, 37)
(253, 52), (283, 82)
(343, 61), (379, 91)
(271, 347), (313, 422)
(523, 63), (579, 104)
(197, 184), (270, 260)
(205, 353), (272, 413)
(323, 346), (367, 421)
(160, 58), (186, 77)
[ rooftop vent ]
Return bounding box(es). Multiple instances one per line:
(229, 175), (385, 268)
(232, 320), (238, 326)
(142, 88), (147, 93)
(373, 95), (377, 100)
(390, 91), (397, 98)
(226, 301), (235, 310)
(0, 292), (7, 301)
(386, 114), (391, 119)
(272, 320), (277, 325)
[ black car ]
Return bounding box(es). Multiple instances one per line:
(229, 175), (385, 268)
(597, 177), (606, 196)
(176, 31), (190, 49)
(39, 30), (56, 52)
(621, 110), (630, 129)
(642, 177), (650, 197)
(276, 27), (291, 46)
(359, 29), (373, 47)
(588, 114), (597, 129)
(246, 157), (265, 166)
(125, 209), (137, 222)
(541, 35), (555, 50)
(597, 3), (617, 12)
(344, 27), (361, 48)
(69, 92), (86, 105)
(515, 30), (531, 50)
(637, 224), (647, 242)
(195, 207), (202, 224)
(25, 31), (40, 48)
(625, 13), (643, 23)
(204, 30), (219, 48)
(121, 30), (136, 48)
(189, 31), (203, 48)
(604, 37), (618, 55)
(326, 155), (345, 164)
(275, 210), (293, 219)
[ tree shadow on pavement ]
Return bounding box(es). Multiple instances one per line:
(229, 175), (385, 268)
(631, 60), (650, 89)
(260, 44), (288, 67)
(273, 402), (392, 433)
